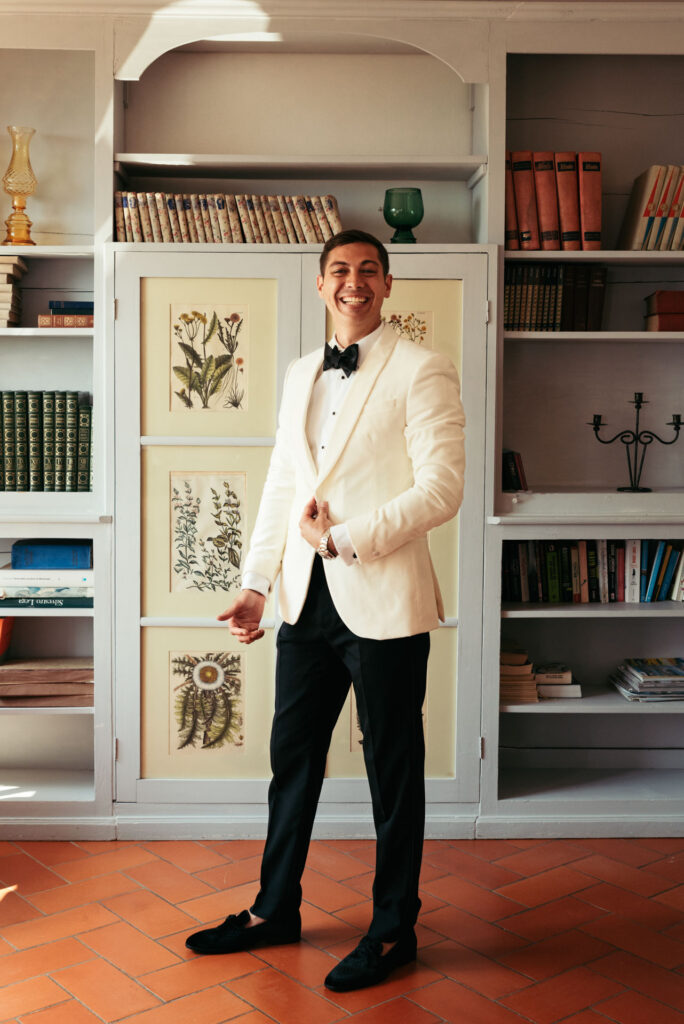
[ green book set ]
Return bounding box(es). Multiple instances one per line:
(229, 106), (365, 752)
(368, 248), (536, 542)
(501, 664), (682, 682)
(0, 390), (92, 492)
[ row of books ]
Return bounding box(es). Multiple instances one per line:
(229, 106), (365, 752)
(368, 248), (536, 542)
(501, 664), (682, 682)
(0, 539), (93, 609)
(37, 299), (94, 329)
(503, 262), (606, 332)
(502, 538), (684, 605)
(0, 657), (94, 707)
(610, 658), (684, 703)
(500, 648), (582, 704)
(114, 191), (343, 245)
(618, 164), (684, 251)
(644, 290), (684, 332)
(0, 391), (92, 493)
(505, 150), (601, 252)
(0, 255), (28, 328)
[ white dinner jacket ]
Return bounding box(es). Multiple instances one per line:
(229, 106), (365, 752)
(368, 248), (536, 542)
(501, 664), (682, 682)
(243, 323), (466, 640)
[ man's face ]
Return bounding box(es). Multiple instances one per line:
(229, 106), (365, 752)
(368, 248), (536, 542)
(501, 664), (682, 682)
(317, 242), (392, 343)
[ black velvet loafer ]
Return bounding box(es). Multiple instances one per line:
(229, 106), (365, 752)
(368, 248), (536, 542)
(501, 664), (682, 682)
(324, 932), (417, 992)
(185, 909), (301, 954)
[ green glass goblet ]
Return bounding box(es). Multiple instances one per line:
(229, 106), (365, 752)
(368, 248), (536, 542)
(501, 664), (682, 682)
(383, 187), (424, 243)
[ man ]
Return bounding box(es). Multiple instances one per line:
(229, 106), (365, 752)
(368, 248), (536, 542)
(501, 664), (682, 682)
(186, 229), (466, 992)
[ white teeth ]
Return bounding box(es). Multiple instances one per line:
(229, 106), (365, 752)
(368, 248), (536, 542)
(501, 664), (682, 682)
(341, 297), (367, 304)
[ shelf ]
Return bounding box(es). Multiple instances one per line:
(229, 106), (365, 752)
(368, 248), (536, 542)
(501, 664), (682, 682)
(0, 606), (93, 617)
(0, 328), (93, 338)
(498, 766), (684, 804)
(501, 685), (684, 713)
(0, 768), (94, 802)
(504, 332), (683, 343)
(114, 152), (488, 185)
(504, 251), (684, 266)
(0, 246), (94, 259)
(493, 488), (684, 523)
(0, 706), (93, 715)
(502, 601), (684, 618)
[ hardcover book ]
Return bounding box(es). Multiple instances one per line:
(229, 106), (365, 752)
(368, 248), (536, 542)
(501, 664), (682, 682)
(554, 152), (581, 251)
(533, 151), (560, 250)
(511, 151), (540, 250)
(578, 151), (602, 250)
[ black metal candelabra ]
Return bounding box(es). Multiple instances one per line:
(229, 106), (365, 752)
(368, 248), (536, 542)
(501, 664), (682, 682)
(588, 392), (681, 492)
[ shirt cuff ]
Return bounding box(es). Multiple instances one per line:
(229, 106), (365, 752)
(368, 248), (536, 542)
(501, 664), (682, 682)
(330, 523), (357, 566)
(241, 571), (271, 598)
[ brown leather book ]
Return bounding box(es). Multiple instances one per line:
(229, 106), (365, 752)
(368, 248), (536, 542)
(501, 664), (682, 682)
(533, 152), (560, 250)
(554, 152), (581, 251)
(578, 152), (602, 250)
(505, 152), (520, 250)
(511, 151), (540, 250)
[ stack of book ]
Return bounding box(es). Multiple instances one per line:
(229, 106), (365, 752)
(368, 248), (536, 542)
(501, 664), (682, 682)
(503, 262), (606, 331)
(114, 192), (343, 244)
(644, 290), (684, 332)
(502, 449), (528, 491)
(2, 539), (93, 609)
(610, 658), (684, 703)
(502, 538), (684, 605)
(500, 648), (538, 703)
(506, 150), (601, 251)
(37, 299), (94, 328)
(0, 657), (94, 706)
(0, 391), (92, 492)
(534, 663), (582, 699)
(618, 164), (684, 251)
(0, 254), (27, 327)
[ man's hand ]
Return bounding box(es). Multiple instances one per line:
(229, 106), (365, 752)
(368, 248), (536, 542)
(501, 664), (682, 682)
(217, 589), (266, 644)
(299, 496), (337, 554)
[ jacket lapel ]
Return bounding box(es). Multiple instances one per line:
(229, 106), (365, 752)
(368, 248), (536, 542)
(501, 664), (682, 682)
(291, 351), (321, 486)
(316, 324), (398, 487)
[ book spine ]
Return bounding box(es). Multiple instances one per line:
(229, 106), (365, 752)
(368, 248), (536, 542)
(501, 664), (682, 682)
(114, 191), (126, 241)
(11, 540), (92, 569)
(65, 391), (78, 492)
(504, 152), (520, 250)
(251, 195), (269, 243)
(545, 542), (561, 603)
(225, 194), (244, 243)
(511, 152), (540, 250)
(305, 197), (324, 243)
(293, 195), (318, 243)
(121, 192), (131, 241)
(27, 390), (42, 492)
(0, 397), (3, 490)
(183, 195), (198, 242)
(648, 164), (678, 251)
(533, 151), (560, 250)
(322, 195), (343, 233)
(578, 152), (602, 250)
(286, 197), (306, 242)
(54, 391), (67, 491)
(77, 402), (91, 492)
(586, 266), (607, 331)
(311, 195), (333, 241)
(625, 539), (641, 602)
(166, 195), (182, 243)
(146, 192), (163, 242)
(154, 193), (173, 242)
(14, 391), (28, 492)
(189, 194), (206, 243)
(42, 391), (55, 492)
(573, 265), (590, 330)
(137, 192), (154, 243)
(259, 196), (278, 243)
(126, 192), (143, 243)
(245, 196), (262, 242)
(47, 301), (94, 312)
(268, 195), (289, 244)
(173, 194), (191, 243)
(215, 194), (233, 242)
(586, 540), (600, 602)
(0, 596), (94, 608)
(206, 194), (221, 243)
(198, 195), (214, 242)
(277, 195), (297, 242)
(235, 195), (255, 243)
(1, 391), (14, 491)
(555, 152), (581, 251)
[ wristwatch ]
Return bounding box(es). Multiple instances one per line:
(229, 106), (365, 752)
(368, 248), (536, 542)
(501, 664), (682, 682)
(317, 527), (337, 559)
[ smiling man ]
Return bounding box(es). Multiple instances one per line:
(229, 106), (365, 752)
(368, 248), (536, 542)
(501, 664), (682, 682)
(186, 229), (466, 992)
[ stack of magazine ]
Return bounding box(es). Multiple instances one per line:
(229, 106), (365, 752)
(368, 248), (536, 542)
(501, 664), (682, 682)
(610, 658), (684, 702)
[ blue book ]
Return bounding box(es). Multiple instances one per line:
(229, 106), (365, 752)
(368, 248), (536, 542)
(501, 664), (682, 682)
(11, 539), (93, 569)
(48, 301), (94, 312)
(658, 546), (681, 601)
(639, 540), (650, 602)
(644, 540), (666, 602)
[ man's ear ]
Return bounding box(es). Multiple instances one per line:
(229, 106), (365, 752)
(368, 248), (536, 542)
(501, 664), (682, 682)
(385, 274), (393, 297)
(316, 275), (324, 296)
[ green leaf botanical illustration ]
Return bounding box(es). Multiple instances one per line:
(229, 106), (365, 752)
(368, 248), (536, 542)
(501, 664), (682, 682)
(171, 651), (244, 750)
(170, 473), (244, 592)
(171, 306), (247, 410)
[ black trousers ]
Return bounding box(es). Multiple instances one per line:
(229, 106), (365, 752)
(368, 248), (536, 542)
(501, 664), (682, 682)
(251, 555), (430, 941)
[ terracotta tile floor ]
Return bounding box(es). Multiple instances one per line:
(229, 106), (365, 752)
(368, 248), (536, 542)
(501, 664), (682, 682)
(2, 837), (684, 1023)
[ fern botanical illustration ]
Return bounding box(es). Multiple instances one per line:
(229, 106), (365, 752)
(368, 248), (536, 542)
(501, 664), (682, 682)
(171, 651), (244, 750)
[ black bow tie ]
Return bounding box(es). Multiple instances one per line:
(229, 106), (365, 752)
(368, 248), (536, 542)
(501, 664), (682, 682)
(323, 342), (359, 377)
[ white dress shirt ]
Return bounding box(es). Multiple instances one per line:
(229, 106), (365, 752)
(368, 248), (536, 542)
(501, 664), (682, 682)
(242, 323), (384, 596)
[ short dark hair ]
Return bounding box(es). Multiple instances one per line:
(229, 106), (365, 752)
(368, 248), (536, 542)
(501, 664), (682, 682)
(319, 229), (390, 277)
